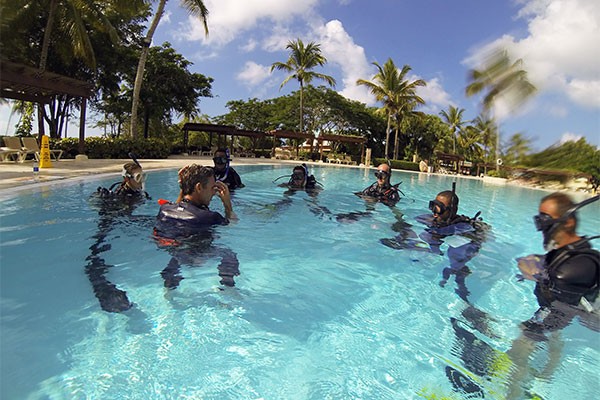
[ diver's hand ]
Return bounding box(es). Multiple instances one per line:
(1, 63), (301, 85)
(214, 181), (236, 220)
(516, 254), (544, 281)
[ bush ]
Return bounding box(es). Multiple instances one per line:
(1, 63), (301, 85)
(373, 158), (420, 171)
(486, 169), (509, 178)
(53, 137), (172, 159)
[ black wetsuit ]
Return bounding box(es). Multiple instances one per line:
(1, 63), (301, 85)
(359, 182), (400, 206)
(215, 167), (243, 190)
(154, 199), (240, 288)
(86, 182), (150, 312)
(523, 238), (599, 340)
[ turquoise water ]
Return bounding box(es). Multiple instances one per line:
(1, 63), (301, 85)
(1, 164), (598, 399)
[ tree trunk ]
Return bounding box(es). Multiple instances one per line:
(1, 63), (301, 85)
(393, 119), (400, 160)
(299, 80), (304, 133)
(130, 0), (167, 139)
(384, 113), (391, 159)
(37, 0), (58, 137)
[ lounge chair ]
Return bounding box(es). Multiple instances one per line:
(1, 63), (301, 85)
(2, 136), (34, 163)
(0, 147), (22, 162)
(21, 136), (63, 161)
(1, 136), (23, 162)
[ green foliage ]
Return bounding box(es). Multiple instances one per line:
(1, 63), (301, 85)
(54, 137), (171, 159)
(486, 169), (509, 178)
(526, 138), (600, 177)
(373, 158), (419, 171)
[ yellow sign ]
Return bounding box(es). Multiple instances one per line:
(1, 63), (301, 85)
(39, 135), (53, 168)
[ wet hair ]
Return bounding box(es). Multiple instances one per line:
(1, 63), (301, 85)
(180, 164), (215, 195)
(122, 162), (141, 176)
(214, 148), (228, 156)
(541, 192), (577, 232)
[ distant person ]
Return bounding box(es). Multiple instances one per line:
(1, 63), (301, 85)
(96, 160), (149, 200)
(86, 157), (150, 312)
(506, 193), (599, 399)
(356, 163), (401, 206)
(154, 164), (239, 288)
(213, 148), (244, 190)
(278, 163), (319, 190)
(419, 159), (428, 173)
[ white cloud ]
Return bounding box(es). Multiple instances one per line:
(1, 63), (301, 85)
(314, 20), (373, 105)
(415, 76), (453, 113)
(465, 0), (600, 111)
(559, 131), (583, 144)
(161, 10), (172, 25)
(236, 61), (271, 87)
(181, 0), (319, 46)
(240, 39), (258, 52)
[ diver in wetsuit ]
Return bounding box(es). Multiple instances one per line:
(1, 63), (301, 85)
(506, 193), (599, 399)
(154, 164), (240, 288)
(86, 159), (150, 312)
(264, 163), (325, 217)
(357, 163), (401, 207)
(381, 183), (490, 303)
(213, 148), (244, 190)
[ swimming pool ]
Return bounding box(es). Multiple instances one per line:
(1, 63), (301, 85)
(1, 164), (598, 399)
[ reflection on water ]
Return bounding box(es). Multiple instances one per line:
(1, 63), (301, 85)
(0, 165), (598, 399)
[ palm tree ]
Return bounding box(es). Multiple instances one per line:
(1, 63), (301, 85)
(505, 133), (532, 165)
(471, 113), (498, 173)
(439, 105), (466, 154)
(4, 0), (127, 136)
(130, 0), (209, 138)
(465, 48), (536, 169)
(357, 59), (425, 159)
(271, 39), (336, 134)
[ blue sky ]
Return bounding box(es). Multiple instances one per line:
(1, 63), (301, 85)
(2, 0), (598, 151)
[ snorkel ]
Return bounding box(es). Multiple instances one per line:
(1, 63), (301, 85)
(536, 195), (599, 251)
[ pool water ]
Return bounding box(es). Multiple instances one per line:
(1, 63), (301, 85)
(1, 165), (598, 399)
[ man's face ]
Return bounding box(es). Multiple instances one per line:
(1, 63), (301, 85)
(196, 175), (217, 204)
(291, 169), (305, 187)
(374, 166), (390, 186)
(431, 195), (451, 222)
(213, 152), (228, 171)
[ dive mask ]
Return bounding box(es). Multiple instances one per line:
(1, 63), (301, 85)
(429, 199), (447, 215)
(374, 170), (389, 180)
(533, 212), (557, 232)
(213, 156), (229, 165)
(292, 172), (305, 181)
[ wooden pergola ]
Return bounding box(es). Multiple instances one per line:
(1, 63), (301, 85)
(266, 129), (315, 156)
(182, 122), (265, 153)
(317, 133), (367, 164)
(0, 60), (94, 153)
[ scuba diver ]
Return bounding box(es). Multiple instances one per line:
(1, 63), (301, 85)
(506, 192), (599, 399)
(273, 163), (320, 191)
(86, 155), (151, 312)
(381, 182), (491, 303)
(154, 164), (240, 289)
(213, 148), (244, 190)
(356, 163), (402, 206)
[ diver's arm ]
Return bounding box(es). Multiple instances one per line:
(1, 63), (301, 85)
(215, 181), (237, 220)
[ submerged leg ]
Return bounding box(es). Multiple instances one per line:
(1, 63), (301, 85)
(161, 257), (183, 289)
(85, 256), (132, 312)
(217, 247), (240, 287)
